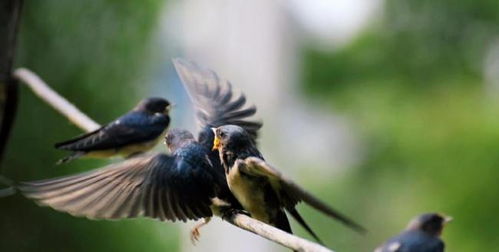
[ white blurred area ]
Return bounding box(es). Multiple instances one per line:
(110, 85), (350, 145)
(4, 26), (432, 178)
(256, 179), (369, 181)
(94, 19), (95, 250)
(152, 0), (382, 251)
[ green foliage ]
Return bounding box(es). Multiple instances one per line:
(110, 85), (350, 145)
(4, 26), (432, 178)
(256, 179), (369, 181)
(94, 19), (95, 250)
(303, 0), (499, 251)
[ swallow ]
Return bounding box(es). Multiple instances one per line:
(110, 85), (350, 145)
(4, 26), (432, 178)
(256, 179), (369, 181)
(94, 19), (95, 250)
(55, 97), (171, 164)
(374, 213), (452, 252)
(212, 125), (366, 244)
(7, 58), (261, 243)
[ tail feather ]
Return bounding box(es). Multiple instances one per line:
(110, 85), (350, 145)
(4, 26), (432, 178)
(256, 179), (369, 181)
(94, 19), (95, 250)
(56, 152), (85, 165)
(287, 208), (324, 245)
(274, 210), (292, 234)
(54, 128), (101, 150)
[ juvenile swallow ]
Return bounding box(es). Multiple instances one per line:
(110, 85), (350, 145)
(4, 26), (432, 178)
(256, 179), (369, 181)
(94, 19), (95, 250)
(374, 213), (452, 252)
(212, 125), (366, 243)
(55, 97), (171, 164)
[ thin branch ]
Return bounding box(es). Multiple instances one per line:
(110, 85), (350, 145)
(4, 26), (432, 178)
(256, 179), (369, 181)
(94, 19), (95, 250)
(10, 67), (333, 252)
(13, 68), (101, 132)
(225, 213), (333, 252)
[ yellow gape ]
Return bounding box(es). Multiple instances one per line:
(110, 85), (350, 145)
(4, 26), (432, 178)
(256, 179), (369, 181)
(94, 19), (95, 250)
(212, 136), (221, 151)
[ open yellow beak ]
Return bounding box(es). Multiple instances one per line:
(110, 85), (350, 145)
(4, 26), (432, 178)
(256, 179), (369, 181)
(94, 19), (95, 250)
(212, 128), (220, 151)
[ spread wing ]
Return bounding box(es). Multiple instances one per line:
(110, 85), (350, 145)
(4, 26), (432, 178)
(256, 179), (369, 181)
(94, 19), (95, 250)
(19, 154), (213, 222)
(172, 58), (262, 148)
(239, 157), (366, 233)
(55, 112), (168, 152)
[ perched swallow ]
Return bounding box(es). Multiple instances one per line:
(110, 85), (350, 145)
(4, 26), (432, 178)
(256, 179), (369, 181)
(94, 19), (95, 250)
(55, 97), (171, 164)
(374, 213), (452, 252)
(212, 125), (366, 243)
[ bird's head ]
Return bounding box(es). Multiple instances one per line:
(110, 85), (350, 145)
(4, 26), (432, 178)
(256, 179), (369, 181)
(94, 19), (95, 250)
(165, 128), (195, 152)
(211, 125), (253, 153)
(135, 97), (172, 115)
(406, 213), (452, 237)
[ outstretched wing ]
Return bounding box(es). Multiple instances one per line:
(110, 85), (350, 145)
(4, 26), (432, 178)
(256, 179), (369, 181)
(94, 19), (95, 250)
(240, 157), (366, 233)
(172, 58), (262, 148)
(19, 154), (213, 222)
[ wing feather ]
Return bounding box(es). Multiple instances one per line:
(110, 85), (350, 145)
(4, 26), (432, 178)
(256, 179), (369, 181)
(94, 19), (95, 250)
(19, 154), (213, 221)
(243, 157), (366, 233)
(172, 58), (262, 147)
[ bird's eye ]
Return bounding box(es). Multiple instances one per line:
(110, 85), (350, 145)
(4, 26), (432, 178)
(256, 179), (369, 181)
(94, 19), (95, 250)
(220, 132), (225, 138)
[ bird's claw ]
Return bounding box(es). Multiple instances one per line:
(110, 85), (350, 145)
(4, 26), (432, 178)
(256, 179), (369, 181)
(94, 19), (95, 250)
(190, 227), (201, 245)
(221, 208), (248, 221)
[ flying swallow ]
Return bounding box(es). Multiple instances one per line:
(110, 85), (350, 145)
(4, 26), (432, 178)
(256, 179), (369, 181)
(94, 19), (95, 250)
(374, 213), (452, 252)
(6, 58), (261, 243)
(55, 97), (171, 164)
(19, 130), (238, 227)
(212, 125), (366, 244)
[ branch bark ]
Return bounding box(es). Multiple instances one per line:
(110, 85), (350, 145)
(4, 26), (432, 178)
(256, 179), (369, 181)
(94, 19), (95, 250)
(11, 67), (333, 252)
(225, 213), (333, 252)
(13, 68), (100, 132)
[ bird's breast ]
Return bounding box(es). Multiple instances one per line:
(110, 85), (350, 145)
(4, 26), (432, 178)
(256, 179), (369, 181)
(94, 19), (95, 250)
(226, 165), (270, 223)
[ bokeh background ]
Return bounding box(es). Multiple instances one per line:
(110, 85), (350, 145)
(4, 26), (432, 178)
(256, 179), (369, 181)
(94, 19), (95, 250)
(1, 0), (499, 251)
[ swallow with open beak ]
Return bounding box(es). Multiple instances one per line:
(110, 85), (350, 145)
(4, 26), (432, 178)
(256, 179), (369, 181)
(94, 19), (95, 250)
(212, 125), (366, 244)
(55, 97), (171, 164)
(374, 213), (452, 252)
(7, 58), (261, 243)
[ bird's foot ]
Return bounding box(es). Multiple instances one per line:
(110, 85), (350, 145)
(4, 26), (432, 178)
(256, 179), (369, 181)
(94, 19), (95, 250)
(190, 227), (201, 245)
(190, 217), (211, 245)
(221, 208), (248, 221)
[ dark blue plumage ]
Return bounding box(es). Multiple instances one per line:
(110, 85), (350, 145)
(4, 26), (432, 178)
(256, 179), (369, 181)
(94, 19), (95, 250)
(55, 97), (171, 164)
(19, 130), (234, 222)
(10, 59), (261, 243)
(375, 213), (451, 252)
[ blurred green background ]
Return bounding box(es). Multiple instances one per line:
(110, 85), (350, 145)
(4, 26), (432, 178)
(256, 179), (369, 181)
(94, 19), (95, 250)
(2, 0), (499, 251)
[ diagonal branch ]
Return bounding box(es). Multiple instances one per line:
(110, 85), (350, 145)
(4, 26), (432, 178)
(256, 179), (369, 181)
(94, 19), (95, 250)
(13, 68), (100, 132)
(11, 67), (333, 252)
(225, 213), (333, 252)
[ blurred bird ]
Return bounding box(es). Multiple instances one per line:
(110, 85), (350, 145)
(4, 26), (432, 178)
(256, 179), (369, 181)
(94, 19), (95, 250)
(212, 124), (366, 244)
(374, 213), (452, 252)
(5, 58), (262, 242)
(55, 97), (171, 164)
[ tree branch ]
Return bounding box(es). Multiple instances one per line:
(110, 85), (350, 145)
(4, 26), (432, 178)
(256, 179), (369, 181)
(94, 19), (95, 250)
(13, 68), (100, 132)
(11, 67), (333, 252)
(225, 213), (333, 252)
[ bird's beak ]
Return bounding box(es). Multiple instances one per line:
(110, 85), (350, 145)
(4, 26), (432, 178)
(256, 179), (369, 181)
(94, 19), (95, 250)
(444, 216), (453, 224)
(164, 103), (175, 114)
(212, 128), (220, 151)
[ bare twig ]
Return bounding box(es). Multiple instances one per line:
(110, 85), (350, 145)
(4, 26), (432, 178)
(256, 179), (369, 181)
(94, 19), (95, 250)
(10, 67), (333, 252)
(13, 68), (100, 132)
(225, 213), (333, 252)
